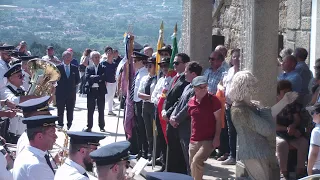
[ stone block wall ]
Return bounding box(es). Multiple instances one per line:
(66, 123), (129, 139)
(213, 0), (312, 62)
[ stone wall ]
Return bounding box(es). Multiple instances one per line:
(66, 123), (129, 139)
(213, 0), (312, 62)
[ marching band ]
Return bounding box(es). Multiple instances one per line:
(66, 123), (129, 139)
(0, 38), (194, 180)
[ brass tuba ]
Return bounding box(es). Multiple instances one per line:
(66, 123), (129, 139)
(55, 127), (69, 166)
(27, 58), (61, 96)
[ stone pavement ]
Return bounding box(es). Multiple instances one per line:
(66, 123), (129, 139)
(52, 94), (236, 180)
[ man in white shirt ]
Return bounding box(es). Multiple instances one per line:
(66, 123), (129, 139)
(129, 51), (148, 159)
(13, 115), (59, 180)
(42, 46), (61, 65)
(16, 96), (53, 155)
(0, 45), (15, 89)
(0, 136), (13, 180)
(54, 131), (106, 180)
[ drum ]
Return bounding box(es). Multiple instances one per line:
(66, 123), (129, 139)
(8, 114), (26, 136)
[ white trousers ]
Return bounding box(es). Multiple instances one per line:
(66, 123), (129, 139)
(105, 82), (117, 111)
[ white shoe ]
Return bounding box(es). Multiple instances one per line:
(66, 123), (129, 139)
(221, 157), (236, 165)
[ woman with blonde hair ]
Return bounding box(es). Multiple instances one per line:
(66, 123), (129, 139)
(229, 70), (298, 180)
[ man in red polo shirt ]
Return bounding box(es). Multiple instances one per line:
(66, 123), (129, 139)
(187, 76), (222, 180)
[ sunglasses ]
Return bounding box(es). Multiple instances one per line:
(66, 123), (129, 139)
(160, 64), (169, 68)
(208, 57), (217, 61)
(173, 61), (182, 66)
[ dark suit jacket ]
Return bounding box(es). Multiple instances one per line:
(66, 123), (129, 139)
(56, 64), (80, 99)
(84, 64), (107, 95)
(169, 84), (194, 139)
(164, 74), (189, 117)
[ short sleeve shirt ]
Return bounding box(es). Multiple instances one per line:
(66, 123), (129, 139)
(101, 61), (117, 83)
(188, 93), (221, 142)
(309, 125), (320, 169)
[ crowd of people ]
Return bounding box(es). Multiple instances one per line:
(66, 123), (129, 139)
(0, 38), (320, 180)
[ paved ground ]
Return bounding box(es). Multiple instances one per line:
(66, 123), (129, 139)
(52, 94), (236, 180)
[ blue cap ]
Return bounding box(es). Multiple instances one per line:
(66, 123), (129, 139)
(146, 172), (194, 180)
(132, 51), (149, 60)
(17, 96), (53, 113)
(22, 115), (58, 129)
(191, 76), (208, 87)
(67, 131), (106, 146)
(4, 63), (22, 78)
(89, 141), (134, 166)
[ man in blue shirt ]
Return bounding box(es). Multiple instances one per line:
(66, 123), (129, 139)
(278, 55), (302, 94)
(294, 47), (313, 106)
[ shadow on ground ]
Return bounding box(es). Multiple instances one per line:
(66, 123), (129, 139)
(204, 162), (235, 179)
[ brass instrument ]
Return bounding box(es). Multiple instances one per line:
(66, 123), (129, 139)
(55, 127), (69, 166)
(27, 58), (61, 96)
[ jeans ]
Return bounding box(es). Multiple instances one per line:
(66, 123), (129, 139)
(226, 107), (237, 159)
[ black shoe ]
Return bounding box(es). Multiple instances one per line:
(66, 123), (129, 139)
(155, 165), (165, 172)
(83, 128), (91, 132)
(100, 128), (106, 132)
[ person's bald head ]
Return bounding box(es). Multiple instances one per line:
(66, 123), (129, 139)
(281, 55), (297, 72)
(215, 45), (227, 57)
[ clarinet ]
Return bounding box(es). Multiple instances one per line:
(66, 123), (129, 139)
(0, 139), (14, 160)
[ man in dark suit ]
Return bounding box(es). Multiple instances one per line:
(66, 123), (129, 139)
(83, 51), (107, 132)
(168, 61), (203, 175)
(161, 53), (190, 174)
(56, 51), (80, 130)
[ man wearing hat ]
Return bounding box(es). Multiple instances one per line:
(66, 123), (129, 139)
(16, 95), (54, 155)
(0, 45), (15, 88)
(11, 56), (38, 91)
(12, 115), (59, 180)
(129, 51), (149, 159)
(143, 46), (153, 57)
(138, 56), (157, 161)
(42, 46), (61, 65)
(89, 141), (133, 180)
(54, 131), (106, 180)
(157, 45), (172, 59)
(0, 63), (37, 104)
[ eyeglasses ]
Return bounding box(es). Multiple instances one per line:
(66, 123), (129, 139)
(173, 61), (181, 66)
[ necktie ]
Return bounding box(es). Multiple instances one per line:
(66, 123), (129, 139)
(171, 75), (180, 88)
(5, 62), (10, 69)
(16, 88), (25, 96)
(130, 71), (139, 101)
(66, 65), (70, 78)
(145, 76), (155, 95)
(44, 154), (55, 173)
(83, 172), (89, 177)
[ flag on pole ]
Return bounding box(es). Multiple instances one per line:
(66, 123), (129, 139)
(123, 34), (135, 139)
(155, 21), (164, 74)
(157, 24), (179, 143)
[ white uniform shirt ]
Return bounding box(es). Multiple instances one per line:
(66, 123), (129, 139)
(0, 59), (9, 89)
(13, 146), (55, 180)
(309, 124), (320, 170)
(151, 76), (172, 105)
(22, 70), (31, 92)
(54, 158), (89, 180)
(16, 132), (29, 156)
(0, 151), (13, 180)
(133, 67), (148, 102)
(0, 82), (22, 104)
(138, 74), (157, 103)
